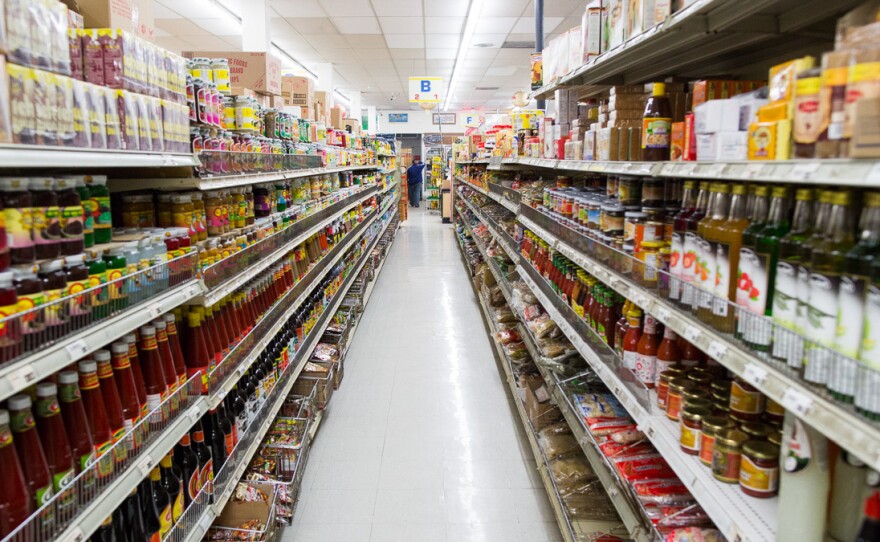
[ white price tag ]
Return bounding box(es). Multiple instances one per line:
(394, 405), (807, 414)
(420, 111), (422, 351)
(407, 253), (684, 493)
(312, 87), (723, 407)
(707, 340), (727, 360)
(706, 163), (728, 177)
(782, 387), (813, 416)
(867, 162), (880, 184)
(727, 521), (746, 542)
(744, 163), (763, 179)
(682, 163), (698, 176)
(656, 307), (672, 322)
(137, 456), (154, 476)
(149, 303), (163, 318)
(633, 292), (649, 308)
(684, 326), (701, 343)
(187, 406), (201, 423)
(791, 162), (821, 180)
(7, 363), (37, 390)
(58, 526), (85, 542)
(742, 363), (768, 387)
(65, 339), (89, 360)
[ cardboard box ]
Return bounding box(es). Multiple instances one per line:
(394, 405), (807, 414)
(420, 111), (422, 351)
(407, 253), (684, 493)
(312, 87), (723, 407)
(583, 3), (604, 59)
(607, 0), (628, 50)
(568, 26), (583, 73)
(523, 376), (561, 429)
(694, 99), (742, 134)
(281, 75), (313, 107)
(692, 79), (733, 107)
(329, 106), (345, 129)
(343, 118), (360, 135)
(596, 127), (620, 161)
(643, 0), (671, 30)
(629, 128), (642, 160)
(214, 482), (277, 541)
(671, 122), (684, 160)
(530, 52), (543, 90)
(683, 113), (696, 160)
(79, 0), (155, 40)
(68, 9), (84, 30)
(609, 109), (643, 121)
(850, 97), (880, 158)
(314, 90), (330, 118)
(182, 51), (281, 95)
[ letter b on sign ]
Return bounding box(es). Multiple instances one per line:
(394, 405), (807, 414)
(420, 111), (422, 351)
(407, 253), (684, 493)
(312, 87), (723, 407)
(421, 81), (431, 92)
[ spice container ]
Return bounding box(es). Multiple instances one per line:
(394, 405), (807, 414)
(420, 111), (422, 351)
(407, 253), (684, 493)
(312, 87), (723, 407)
(657, 366), (686, 409)
(712, 428), (748, 483)
(666, 378), (695, 421)
(729, 378), (765, 421)
(739, 441), (780, 498)
(701, 416), (735, 467)
(680, 405), (712, 455)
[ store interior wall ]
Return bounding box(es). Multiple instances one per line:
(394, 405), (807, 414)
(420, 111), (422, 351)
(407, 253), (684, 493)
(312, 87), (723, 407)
(377, 110), (472, 133)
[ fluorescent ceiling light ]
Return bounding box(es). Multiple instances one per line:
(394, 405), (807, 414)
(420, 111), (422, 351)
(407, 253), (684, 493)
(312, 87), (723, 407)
(210, 0), (242, 31)
(443, 0), (484, 112)
(334, 89), (351, 107)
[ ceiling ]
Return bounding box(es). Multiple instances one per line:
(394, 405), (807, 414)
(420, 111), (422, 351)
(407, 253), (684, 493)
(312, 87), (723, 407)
(152, 0), (586, 111)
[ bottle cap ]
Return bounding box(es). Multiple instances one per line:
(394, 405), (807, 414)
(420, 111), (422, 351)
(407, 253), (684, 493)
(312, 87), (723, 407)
(7, 394), (32, 410)
(78, 360), (97, 373)
(36, 382), (57, 397)
(58, 370), (79, 384)
(93, 349), (111, 362)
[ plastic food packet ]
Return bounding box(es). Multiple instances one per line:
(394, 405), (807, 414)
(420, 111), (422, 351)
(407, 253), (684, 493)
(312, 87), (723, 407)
(614, 454), (677, 481)
(549, 454), (595, 486)
(664, 527), (723, 542)
(496, 328), (521, 345)
(538, 339), (568, 358)
(56, 74), (75, 147)
(86, 83), (107, 149)
(539, 421), (572, 437)
(0, 59), (15, 144)
(632, 479), (693, 505)
(33, 68), (57, 145)
(538, 431), (579, 459)
(135, 93), (151, 151)
(69, 28), (83, 81)
(147, 96), (164, 151)
(232, 482), (268, 503)
(493, 307), (517, 324)
(651, 503), (711, 529)
(504, 341), (529, 361)
(8, 63), (36, 144)
(117, 89), (138, 150)
(81, 29), (104, 85)
(6, 0), (31, 66)
(562, 493), (620, 521)
(528, 314), (558, 338)
(522, 304), (542, 321)
(100, 29), (123, 89)
(572, 392), (628, 420)
(586, 418), (636, 436)
(49, 1), (70, 76)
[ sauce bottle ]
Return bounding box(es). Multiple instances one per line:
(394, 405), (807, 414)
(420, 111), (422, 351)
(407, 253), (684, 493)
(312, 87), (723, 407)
(120, 488), (147, 542)
(670, 180), (697, 302)
(138, 326), (169, 423)
(94, 350), (128, 463)
(123, 334), (149, 420)
(622, 307), (643, 374)
(736, 185), (770, 338)
(85, 175), (112, 245)
(13, 265), (45, 353)
(217, 403), (234, 456)
(153, 319), (181, 417)
(163, 313), (189, 395)
(777, 412), (830, 542)
(73, 177), (94, 249)
(0, 408), (32, 538)
(635, 313), (659, 387)
(33, 383), (75, 499)
(695, 183), (729, 321)
(204, 409), (227, 472)
(0, 270), (21, 362)
(87, 251), (110, 320)
(190, 422), (213, 494)
(110, 342), (142, 452)
(8, 394), (54, 515)
(159, 452), (183, 523)
(77, 360), (114, 479)
(39, 259), (68, 333)
(0, 177), (35, 265)
(185, 308), (211, 395)
(204, 304), (227, 362)
(138, 477), (161, 542)
(31, 177), (61, 260)
(712, 183), (749, 333)
(743, 187), (791, 351)
(56, 371), (95, 475)
(681, 182), (711, 311)
(150, 465), (173, 538)
(103, 247), (128, 313)
(655, 326), (681, 386)
(173, 433), (200, 508)
(55, 177), (84, 256)
(641, 82), (672, 161)
(64, 254), (91, 331)
(805, 190), (854, 387)
(832, 193), (880, 402)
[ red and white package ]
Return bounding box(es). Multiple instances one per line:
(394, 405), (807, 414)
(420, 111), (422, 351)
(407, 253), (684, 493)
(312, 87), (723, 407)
(613, 454), (676, 481)
(631, 479), (693, 505)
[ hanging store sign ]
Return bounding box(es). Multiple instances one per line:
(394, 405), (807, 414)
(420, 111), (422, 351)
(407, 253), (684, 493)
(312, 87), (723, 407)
(408, 77), (444, 103)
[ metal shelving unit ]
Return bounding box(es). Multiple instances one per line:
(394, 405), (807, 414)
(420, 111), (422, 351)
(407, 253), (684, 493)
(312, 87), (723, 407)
(0, 144), (200, 168)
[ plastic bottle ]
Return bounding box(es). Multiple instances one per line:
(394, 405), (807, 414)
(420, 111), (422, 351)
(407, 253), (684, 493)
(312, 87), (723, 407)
(777, 411), (830, 542)
(0, 408), (32, 538)
(55, 177), (84, 256)
(33, 383), (75, 497)
(86, 176), (112, 244)
(856, 492), (880, 542)
(31, 177), (60, 260)
(103, 247), (128, 313)
(94, 350), (128, 464)
(78, 360), (115, 479)
(641, 82), (672, 161)
(0, 177), (35, 265)
(8, 394), (54, 510)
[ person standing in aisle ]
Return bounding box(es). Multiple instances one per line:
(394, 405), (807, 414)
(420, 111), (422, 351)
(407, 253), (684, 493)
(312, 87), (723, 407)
(406, 158), (426, 208)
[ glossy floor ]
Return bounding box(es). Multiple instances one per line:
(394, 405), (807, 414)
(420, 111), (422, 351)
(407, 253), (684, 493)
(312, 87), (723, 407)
(285, 207), (563, 542)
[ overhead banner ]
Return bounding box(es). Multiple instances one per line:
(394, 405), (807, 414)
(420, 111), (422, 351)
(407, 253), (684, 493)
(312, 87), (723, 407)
(408, 76), (444, 103)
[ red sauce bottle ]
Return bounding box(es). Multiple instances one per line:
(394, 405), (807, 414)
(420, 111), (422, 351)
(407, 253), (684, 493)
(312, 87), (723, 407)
(138, 326), (169, 422)
(33, 382), (75, 497)
(110, 342), (142, 452)
(0, 408), (32, 538)
(8, 394), (54, 510)
(622, 308), (643, 375)
(77, 360), (114, 479)
(635, 314), (660, 388)
(163, 313), (188, 395)
(655, 327), (682, 386)
(202, 306), (224, 365)
(94, 350), (128, 464)
(0, 270), (21, 362)
(153, 319), (181, 417)
(185, 309), (211, 395)
(56, 370), (95, 474)
(124, 333), (149, 420)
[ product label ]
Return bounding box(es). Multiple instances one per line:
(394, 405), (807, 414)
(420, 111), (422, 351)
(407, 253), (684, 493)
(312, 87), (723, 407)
(52, 468), (74, 492)
(642, 117), (671, 149)
(623, 350), (639, 371)
(224, 432), (234, 456)
(860, 284), (880, 367)
(106, 268), (124, 300)
(0, 302), (19, 336)
(699, 434), (715, 465)
(740, 455), (778, 492)
(44, 286), (64, 326)
(81, 199), (96, 234)
(796, 264), (812, 333)
(91, 196), (111, 229)
(158, 503), (172, 539)
(730, 381), (765, 414)
(804, 272), (839, 385)
(60, 205), (84, 240)
(696, 237), (715, 310)
(95, 439), (114, 478)
(783, 418), (814, 473)
(643, 252), (660, 282)
(30, 205), (59, 245)
(679, 422), (700, 452)
(200, 460), (213, 493)
(67, 279), (89, 316)
(836, 274), (867, 358)
(18, 292), (45, 328)
(634, 353), (657, 385)
(4, 207), (33, 248)
(172, 492), (183, 522)
(669, 231), (684, 300)
(713, 241), (732, 316)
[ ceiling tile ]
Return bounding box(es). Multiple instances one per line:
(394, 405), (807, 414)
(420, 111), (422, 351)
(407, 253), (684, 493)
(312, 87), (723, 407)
(378, 17), (423, 34)
(480, 0), (530, 16)
(512, 16), (564, 34)
(465, 48), (499, 60)
(425, 0), (469, 16)
(385, 34), (425, 48)
(156, 18), (212, 36)
(271, 0), (326, 17)
(320, 48), (356, 62)
(346, 34), (388, 48)
(389, 48), (424, 59)
(463, 57), (493, 68)
(425, 17), (464, 34)
(470, 34), (508, 48)
(425, 34), (460, 49)
(153, 2), (181, 19)
(372, 0), (422, 16)
(474, 17), (517, 34)
(426, 59), (455, 69)
(154, 0), (208, 19)
(192, 17), (242, 36)
(332, 17), (382, 34)
(286, 17), (340, 34)
(317, 0), (374, 16)
(426, 48), (457, 60)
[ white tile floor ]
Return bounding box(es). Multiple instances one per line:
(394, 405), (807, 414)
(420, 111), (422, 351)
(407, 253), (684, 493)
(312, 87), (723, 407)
(285, 207), (563, 542)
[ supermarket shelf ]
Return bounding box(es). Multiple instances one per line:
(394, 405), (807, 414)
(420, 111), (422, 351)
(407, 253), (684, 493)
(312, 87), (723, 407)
(378, 152), (397, 158)
(197, 185), (379, 306)
(530, 0), (862, 101)
(518, 207), (880, 473)
(52, 397), (209, 542)
(207, 208), (381, 409)
(0, 144), (200, 168)
(487, 182), (521, 213)
(516, 260), (778, 542)
(458, 195), (519, 263)
(176, 210), (394, 542)
(109, 164), (381, 192)
(485, 157), (880, 187)
(0, 279), (204, 403)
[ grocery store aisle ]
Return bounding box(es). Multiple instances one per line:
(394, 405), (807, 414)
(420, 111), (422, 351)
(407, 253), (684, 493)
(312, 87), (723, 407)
(287, 207), (562, 542)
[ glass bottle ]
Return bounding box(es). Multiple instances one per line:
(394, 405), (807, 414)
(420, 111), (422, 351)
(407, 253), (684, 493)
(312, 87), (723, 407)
(57, 370), (95, 475)
(0, 178), (35, 265)
(75, 177), (95, 249)
(86, 176), (112, 245)
(33, 383), (75, 498)
(712, 183), (750, 333)
(93, 350), (127, 464)
(185, 309), (211, 395)
(805, 190), (854, 386)
(695, 183), (729, 321)
(120, 488), (146, 542)
(153, 319), (181, 418)
(655, 326), (681, 386)
(0, 270), (20, 362)
(635, 314), (659, 387)
(641, 82), (672, 161)
(30, 178), (60, 260)
(735, 185), (770, 336)
(150, 464), (172, 539)
(622, 307), (643, 374)
(190, 422), (213, 495)
(0, 408), (31, 539)
(204, 409), (226, 473)
(138, 477), (161, 542)
(13, 264), (45, 354)
(173, 433), (200, 509)
(8, 394), (54, 510)
(159, 452), (183, 523)
(55, 177), (84, 256)
(138, 326), (169, 422)
(670, 180), (697, 302)
(124, 333), (149, 420)
(682, 183), (711, 311)
(110, 342), (142, 452)
(78, 360), (114, 479)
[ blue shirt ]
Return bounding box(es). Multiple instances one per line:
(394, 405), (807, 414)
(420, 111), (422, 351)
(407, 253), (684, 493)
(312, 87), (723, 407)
(406, 163), (426, 185)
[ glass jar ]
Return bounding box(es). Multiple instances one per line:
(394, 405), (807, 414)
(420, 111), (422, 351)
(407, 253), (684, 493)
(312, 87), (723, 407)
(687, 369), (713, 387)
(739, 441), (780, 498)
(601, 203), (625, 236)
(637, 240), (664, 287)
(624, 211), (646, 244)
(700, 416), (735, 467)
(157, 194), (173, 228)
(189, 57), (213, 82)
(618, 176), (642, 205)
(729, 378), (765, 421)
(680, 404), (712, 455)
(190, 192), (207, 241)
(764, 398), (784, 425)
(171, 194), (196, 243)
(642, 178), (665, 206)
(657, 366), (685, 409)
(621, 241), (634, 276)
(211, 58), (230, 94)
(712, 428), (748, 483)
(666, 378), (695, 421)
(741, 422), (773, 441)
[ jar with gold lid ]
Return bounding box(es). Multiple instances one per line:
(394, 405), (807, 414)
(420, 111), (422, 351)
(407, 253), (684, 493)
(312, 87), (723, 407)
(712, 429), (748, 483)
(700, 416), (735, 467)
(680, 405), (712, 455)
(739, 441), (780, 498)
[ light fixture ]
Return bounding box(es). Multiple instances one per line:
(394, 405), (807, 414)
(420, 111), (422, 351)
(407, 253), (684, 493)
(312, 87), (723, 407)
(512, 91), (529, 108)
(334, 89), (351, 108)
(443, 0), (484, 112)
(210, 0), (242, 32)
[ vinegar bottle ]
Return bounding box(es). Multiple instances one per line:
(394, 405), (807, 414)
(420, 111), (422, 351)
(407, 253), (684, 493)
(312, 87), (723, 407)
(712, 183), (749, 333)
(695, 183), (729, 322)
(681, 182), (710, 310)
(669, 180), (697, 302)
(0, 409), (33, 538)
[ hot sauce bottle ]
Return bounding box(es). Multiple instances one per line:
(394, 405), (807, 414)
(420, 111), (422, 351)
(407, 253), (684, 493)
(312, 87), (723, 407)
(110, 342), (142, 452)
(33, 383), (75, 501)
(57, 371), (95, 475)
(185, 309), (211, 395)
(0, 408), (32, 538)
(138, 326), (169, 422)
(153, 319), (181, 417)
(655, 327), (682, 386)
(78, 360), (114, 479)
(635, 314), (660, 388)
(7, 394), (54, 511)
(163, 313), (188, 396)
(622, 307), (643, 374)
(94, 350), (128, 464)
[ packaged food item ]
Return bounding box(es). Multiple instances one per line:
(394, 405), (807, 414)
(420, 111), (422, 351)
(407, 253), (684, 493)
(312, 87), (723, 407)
(86, 83), (107, 149)
(538, 432), (578, 459)
(632, 479), (692, 505)
(56, 74), (75, 147)
(103, 87), (122, 149)
(6, 0), (33, 66)
(7, 63), (36, 144)
(614, 454), (676, 481)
